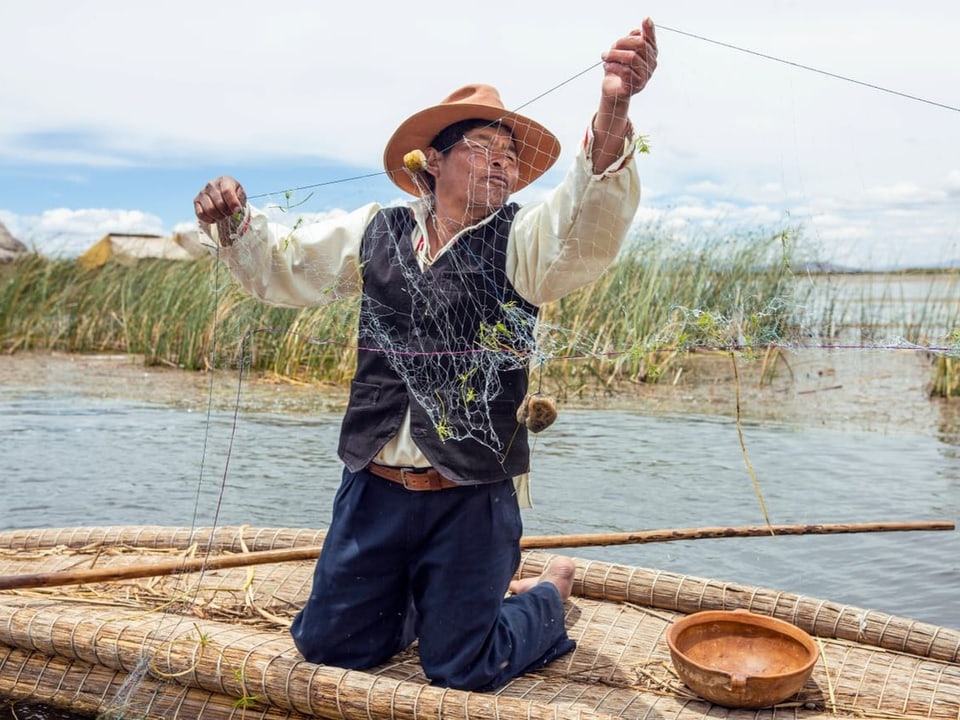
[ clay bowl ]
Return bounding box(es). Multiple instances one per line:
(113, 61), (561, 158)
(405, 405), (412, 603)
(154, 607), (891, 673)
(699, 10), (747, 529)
(666, 608), (819, 709)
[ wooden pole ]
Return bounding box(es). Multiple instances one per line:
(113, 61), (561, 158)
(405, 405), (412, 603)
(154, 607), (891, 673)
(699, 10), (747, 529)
(0, 520), (951, 592)
(519, 520), (955, 549)
(0, 546), (321, 592)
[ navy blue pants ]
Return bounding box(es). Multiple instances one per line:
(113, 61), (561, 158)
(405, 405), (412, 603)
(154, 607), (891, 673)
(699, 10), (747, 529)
(290, 466), (575, 690)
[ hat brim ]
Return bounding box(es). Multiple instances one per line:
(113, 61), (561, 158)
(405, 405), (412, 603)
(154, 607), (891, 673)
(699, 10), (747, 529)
(383, 103), (561, 197)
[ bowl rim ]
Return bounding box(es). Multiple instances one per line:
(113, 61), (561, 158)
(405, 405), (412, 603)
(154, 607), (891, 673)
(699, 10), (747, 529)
(666, 608), (820, 679)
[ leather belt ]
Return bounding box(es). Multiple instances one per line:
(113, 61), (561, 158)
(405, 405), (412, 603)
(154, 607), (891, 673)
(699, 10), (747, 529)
(366, 463), (460, 491)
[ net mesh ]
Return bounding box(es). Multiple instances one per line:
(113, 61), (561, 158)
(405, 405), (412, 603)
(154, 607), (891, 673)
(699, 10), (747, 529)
(210, 108), (651, 460)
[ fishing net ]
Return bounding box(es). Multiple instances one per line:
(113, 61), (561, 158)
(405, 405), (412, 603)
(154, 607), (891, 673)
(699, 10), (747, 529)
(5, 26), (960, 720)
(204, 100), (654, 463)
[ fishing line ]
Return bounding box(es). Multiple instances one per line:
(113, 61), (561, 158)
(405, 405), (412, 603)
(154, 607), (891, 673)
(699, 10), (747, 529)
(656, 24), (960, 114)
(730, 352), (774, 531)
(247, 171), (387, 201)
(243, 24), (956, 205)
(98, 251), (254, 718)
(190, 253), (226, 537)
(182, 250), (252, 575)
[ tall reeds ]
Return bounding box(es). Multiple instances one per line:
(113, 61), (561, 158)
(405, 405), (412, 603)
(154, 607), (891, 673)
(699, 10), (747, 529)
(792, 269), (960, 397)
(929, 327), (960, 398)
(0, 228), (804, 388)
(0, 255), (360, 380)
(3, 229), (957, 395)
(540, 226), (803, 392)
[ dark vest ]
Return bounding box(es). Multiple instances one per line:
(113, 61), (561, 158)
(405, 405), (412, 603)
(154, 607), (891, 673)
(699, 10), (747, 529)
(337, 204), (539, 484)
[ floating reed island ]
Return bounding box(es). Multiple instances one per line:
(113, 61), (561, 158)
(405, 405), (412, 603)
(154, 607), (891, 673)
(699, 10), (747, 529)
(0, 524), (958, 720)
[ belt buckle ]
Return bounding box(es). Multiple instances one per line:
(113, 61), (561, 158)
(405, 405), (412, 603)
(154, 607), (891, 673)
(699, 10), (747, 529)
(399, 467), (425, 490)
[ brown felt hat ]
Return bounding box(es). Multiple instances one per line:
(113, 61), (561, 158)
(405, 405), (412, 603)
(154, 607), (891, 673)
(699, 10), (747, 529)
(383, 83), (561, 197)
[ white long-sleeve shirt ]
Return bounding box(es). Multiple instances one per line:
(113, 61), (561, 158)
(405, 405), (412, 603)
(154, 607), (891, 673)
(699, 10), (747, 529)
(204, 128), (642, 504)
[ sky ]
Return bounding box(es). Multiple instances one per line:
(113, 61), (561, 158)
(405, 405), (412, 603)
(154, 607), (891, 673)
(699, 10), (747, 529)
(1, 0), (958, 269)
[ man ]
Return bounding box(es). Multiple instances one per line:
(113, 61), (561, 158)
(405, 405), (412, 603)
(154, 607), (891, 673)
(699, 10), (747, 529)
(194, 19), (657, 691)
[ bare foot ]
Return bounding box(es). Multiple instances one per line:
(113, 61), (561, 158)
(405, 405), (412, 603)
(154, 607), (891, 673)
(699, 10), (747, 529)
(508, 557), (575, 601)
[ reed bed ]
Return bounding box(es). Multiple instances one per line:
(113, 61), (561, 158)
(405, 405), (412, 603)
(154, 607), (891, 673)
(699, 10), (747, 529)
(541, 227), (802, 392)
(931, 353), (960, 397)
(4, 526), (958, 661)
(929, 327), (960, 398)
(0, 255), (361, 382)
(2, 228), (958, 394)
(0, 229), (804, 385)
(0, 645), (320, 720)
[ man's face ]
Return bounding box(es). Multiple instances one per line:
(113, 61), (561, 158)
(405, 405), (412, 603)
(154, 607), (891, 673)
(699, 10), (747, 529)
(434, 125), (520, 216)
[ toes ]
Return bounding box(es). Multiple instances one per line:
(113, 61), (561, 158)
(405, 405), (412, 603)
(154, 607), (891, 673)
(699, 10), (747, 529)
(508, 577), (539, 595)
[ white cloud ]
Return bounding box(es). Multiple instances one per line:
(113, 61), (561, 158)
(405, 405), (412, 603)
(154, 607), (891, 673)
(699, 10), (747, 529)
(5, 209), (167, 257)
(944, 170), (960, 195)
(863, 183), (945, 207)
(1, 146), (137, 168)
(0, 0), (957, 269)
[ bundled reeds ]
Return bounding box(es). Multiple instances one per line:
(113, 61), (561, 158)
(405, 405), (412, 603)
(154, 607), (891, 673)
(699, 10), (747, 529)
(1, 525), (959, 720)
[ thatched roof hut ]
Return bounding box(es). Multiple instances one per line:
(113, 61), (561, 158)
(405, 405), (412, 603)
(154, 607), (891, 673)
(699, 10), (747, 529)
(77, 232), (202, 270)
(0, 221), (29, 263)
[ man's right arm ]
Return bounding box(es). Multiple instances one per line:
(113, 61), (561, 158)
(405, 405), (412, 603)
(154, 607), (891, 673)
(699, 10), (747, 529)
(194, 175), (378, 308)
(203, 203), (379, 308)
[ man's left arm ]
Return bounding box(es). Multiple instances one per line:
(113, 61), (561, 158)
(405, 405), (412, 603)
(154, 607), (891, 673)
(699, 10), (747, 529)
(507, 18), (657, 305)
(507, 20), (657, 306)
(508, 131), (641, 306)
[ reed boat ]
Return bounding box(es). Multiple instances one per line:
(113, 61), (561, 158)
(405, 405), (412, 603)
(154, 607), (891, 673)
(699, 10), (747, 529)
(0, 525), (958, 720)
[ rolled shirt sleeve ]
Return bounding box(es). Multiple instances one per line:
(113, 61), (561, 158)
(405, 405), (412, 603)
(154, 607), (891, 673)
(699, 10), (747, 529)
(201, 202), (381, 308)
(507, 129), (641, 306)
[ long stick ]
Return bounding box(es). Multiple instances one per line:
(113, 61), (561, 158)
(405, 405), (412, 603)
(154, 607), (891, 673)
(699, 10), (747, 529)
(0, 520), (951, 592)
(519, 520), (954, 549)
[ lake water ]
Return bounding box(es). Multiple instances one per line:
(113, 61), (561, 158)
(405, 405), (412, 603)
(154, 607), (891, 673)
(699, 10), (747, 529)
(1, 349), (957, 635)
(794, 272), (960, 342)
